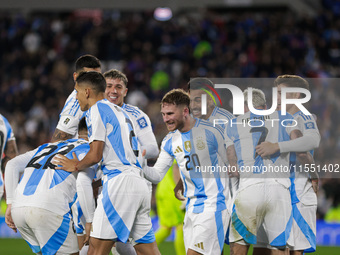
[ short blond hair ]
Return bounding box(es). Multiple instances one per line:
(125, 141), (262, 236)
(243, 88), (266, 108)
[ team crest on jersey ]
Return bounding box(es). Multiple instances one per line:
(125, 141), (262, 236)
(137, 117), (148, 129)
(184, 141), (191, 152)
(305, 122), (315, 130)
(195, 137), (205, 150)
(64, 118), (70, 125)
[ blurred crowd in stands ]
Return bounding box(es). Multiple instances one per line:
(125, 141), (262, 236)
(1, 0), (340, 219)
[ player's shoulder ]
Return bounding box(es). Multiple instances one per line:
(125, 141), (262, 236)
(122, 103), (142, 117)
(213, 106), (234, 120)
(293, 111), (315, 122)
(196, 118), (224, 137)
(163, 130), (177, 142)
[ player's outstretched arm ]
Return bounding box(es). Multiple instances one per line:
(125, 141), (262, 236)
(139, 134), (159, 159)
(143, 149), (173, 184)
(54, 140), (104, 172)
(51, 128), (74, 143)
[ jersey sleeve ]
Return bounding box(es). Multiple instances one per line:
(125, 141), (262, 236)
(5, 149), (37, 204)
(224, 122), (235, 149)
(127, 107), (159, 159)
(279, 113), (321, 153)
(87, 104), (106, 143)
(3, 116), (15, 141)
(142, 135), (174, 183)
(56, 90), (85, 136)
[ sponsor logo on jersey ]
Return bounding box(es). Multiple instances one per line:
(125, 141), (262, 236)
(184, 141), (191, 152)
(305, 122), (315, 130)
(64, 117), (70, 125)
(194, 242), (204, 250)
(174, 146), (183, 154)
(137, 117), (148, 129)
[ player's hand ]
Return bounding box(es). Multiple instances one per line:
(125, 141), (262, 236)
(5, 204), (17, 233)
(311, 179), (319, 195)
(53, 152), (79, 172)
(255, 142), (279, 157)
(174, 180), (185, 201)
(84, 222), (92, 246)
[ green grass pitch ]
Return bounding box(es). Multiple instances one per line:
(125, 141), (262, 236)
(0, 238), (339, 254)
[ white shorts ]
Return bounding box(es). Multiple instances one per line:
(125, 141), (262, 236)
(11, 207), (78, 255)
(287, 201), (316, 252)
(230, 182), (292, 248)
(71, 196), (86, 235)
(91, 170), (154, 243)
(184, 209), (230, 255)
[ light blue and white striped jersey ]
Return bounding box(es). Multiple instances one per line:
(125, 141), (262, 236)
(207, 106), (234, 129)
(290, 111), (320, 205)
(56, 90), (86, 136)
(122, 103), (157, 163)
(86, 99), (141, 176)
(0, 114), (16, 198)
(161, 118), (228, 214)
(122, 103), (153, 139)
(225, 111), (298, 190)
(12, 139), (90, 216)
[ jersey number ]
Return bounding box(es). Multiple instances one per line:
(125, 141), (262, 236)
(250, 127), (268, 159)
(27, 144), (75, 170)
(184, 153), (200, 171)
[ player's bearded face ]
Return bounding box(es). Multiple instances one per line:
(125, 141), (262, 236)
(190, 89), (213, 120)
(161, 103), (185, 131)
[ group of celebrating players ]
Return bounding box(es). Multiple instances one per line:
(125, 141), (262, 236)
(0, 54), (320, 255)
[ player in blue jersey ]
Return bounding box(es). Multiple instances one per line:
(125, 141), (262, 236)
(174, 77), (235, 199)
(255, 75), (320, 254)
(225, 88), (302, 255)
(54, 72), (160, 255)
(50, 54), (101, 253)
(5, 119), (95, 255)
(142, 89), (230, 255)
(188, 77), (234, 129)
(104, 69), (159, 255)
(0, 114), (18, 200)
(51, 54), (101, 142)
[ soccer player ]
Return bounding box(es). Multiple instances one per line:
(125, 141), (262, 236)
(53, 71), (160, 255)
(188, 77), (234, 128)
(256, 75), (320, 254)
(225, 88), (300, 255)
(51, 54), (101, 142)
(50, 54), (101, 252)
(142, 89), (230, 255)
(104, 69), (159, 255)
(0, 114), (18, 200)
(174, 77), (235, 199)
(4, 119), (95, 255)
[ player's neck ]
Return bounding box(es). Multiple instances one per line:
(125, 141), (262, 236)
(90, 93), (105, 108)
(203, 106), (215, 120)
(180, 116), (196, 133)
